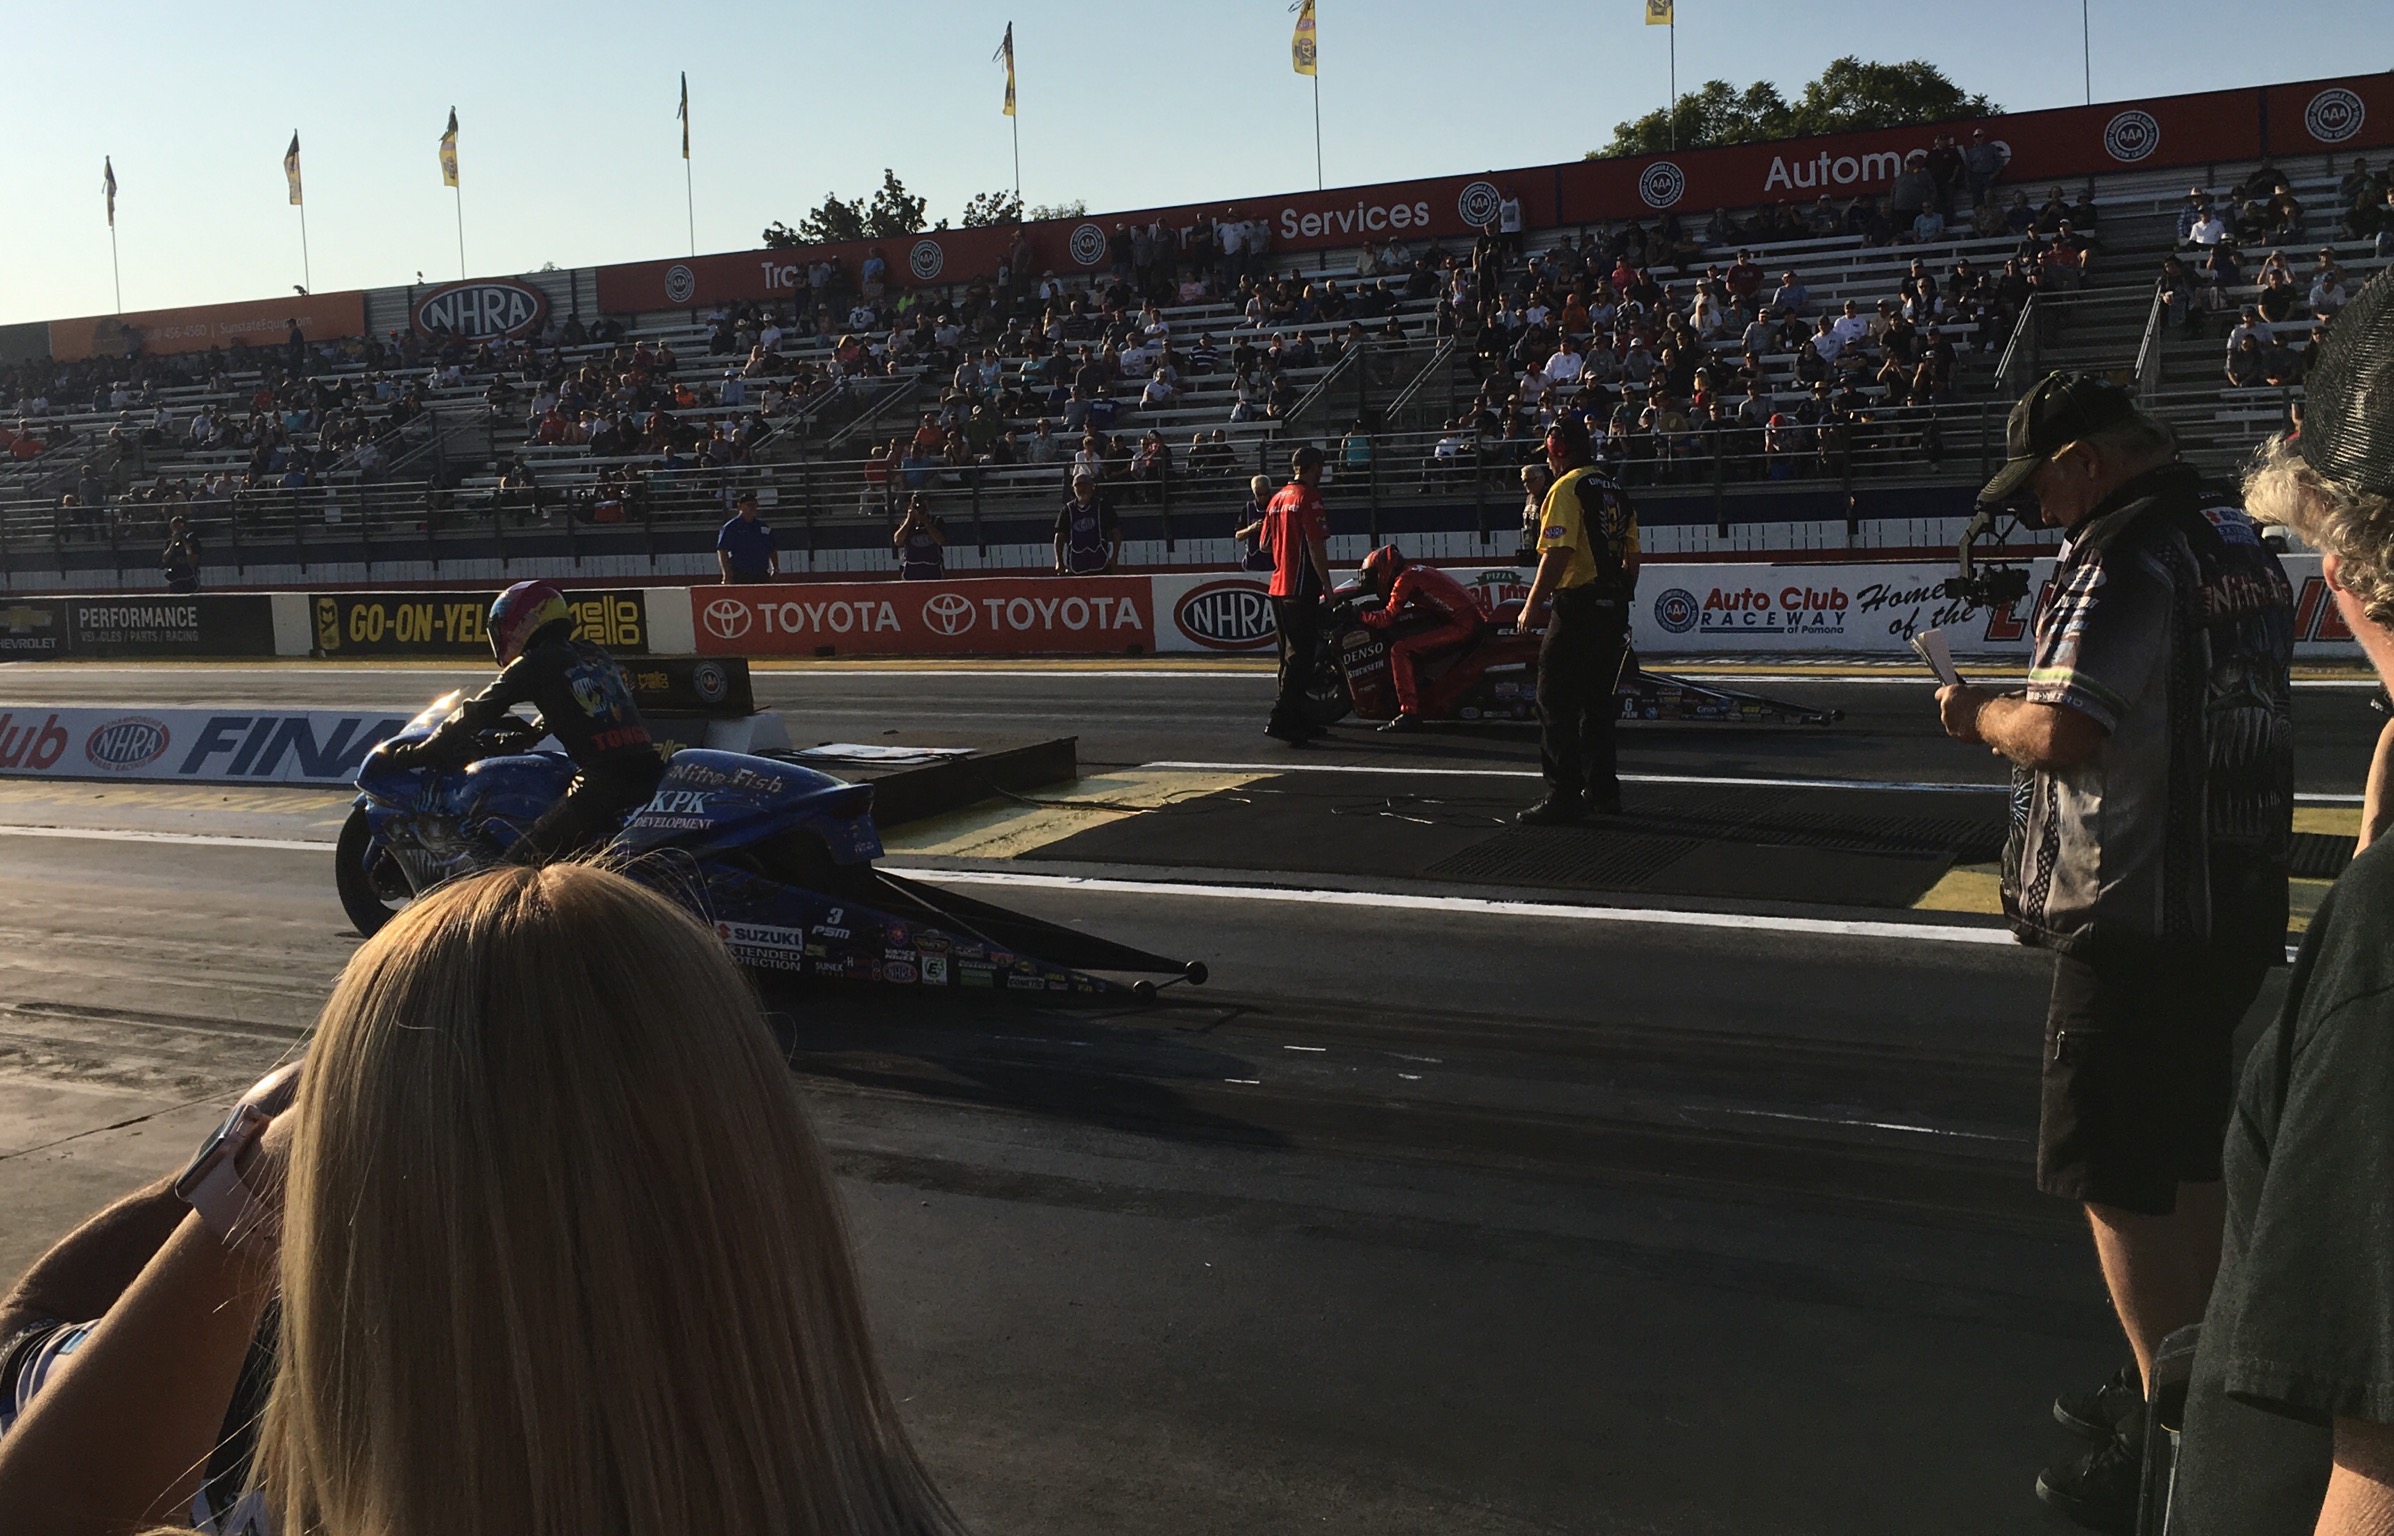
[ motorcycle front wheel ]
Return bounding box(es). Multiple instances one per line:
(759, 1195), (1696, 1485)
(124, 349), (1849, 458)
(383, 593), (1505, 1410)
(1301, 648), (1354, 728)
(335, 807), (416, 938)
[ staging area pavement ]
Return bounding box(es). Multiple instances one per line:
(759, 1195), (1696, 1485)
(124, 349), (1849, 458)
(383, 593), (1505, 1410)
(0, 656), (2371, 1533)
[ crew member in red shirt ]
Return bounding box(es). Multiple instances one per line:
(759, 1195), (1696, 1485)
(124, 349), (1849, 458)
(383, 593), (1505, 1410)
(1358, 546), (1482, 731)
(1263, 445), (1332, 745)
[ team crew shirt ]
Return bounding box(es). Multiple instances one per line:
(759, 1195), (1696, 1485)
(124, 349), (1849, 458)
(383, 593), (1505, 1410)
(1535, 465), (1638, 596)
(1263, 481), (1328, 600)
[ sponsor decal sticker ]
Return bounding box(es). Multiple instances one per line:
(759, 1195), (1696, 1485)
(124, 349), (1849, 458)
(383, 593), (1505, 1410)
(1069, 223), (1108, 267)
(1455, 180), (1502, 228)
(663, 263), (697, 303)
(907, 239), (945, 280)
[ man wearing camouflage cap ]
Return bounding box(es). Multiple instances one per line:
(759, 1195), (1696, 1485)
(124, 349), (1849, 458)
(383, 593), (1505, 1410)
(2175, 268), (2394, 1535)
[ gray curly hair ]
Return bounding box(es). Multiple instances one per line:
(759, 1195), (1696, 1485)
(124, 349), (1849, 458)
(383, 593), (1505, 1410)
(2244, 433), (2394, 626)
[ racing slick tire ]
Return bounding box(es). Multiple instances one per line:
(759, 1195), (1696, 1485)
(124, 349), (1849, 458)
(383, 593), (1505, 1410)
(1300, 650), (1353, 729)
(335, 807), (415, 939)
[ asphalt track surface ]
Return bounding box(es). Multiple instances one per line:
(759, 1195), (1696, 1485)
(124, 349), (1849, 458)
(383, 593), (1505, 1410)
(0, 659), (2381, 1534)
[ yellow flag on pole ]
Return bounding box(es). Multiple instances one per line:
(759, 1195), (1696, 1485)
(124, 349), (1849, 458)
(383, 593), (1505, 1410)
(103, 157), (117, 227)
(284, 133), (303, 205)
(1645, 0), (1673, 24)
(996, 24), (1016, 117)
(439, 108), (459, 187)
(1291, 0), (1318, 76)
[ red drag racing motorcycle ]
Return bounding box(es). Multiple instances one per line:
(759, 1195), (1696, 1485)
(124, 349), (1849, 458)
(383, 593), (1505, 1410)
(1302, 575), (1840, 729)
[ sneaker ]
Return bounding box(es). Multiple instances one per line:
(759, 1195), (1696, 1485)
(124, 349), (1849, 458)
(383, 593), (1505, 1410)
(2054, 1363), (2142, 1442)
(1515, 796), (1586, 826)
(2035, 1421), (2143, 1534)
(1377, 713), (1420, 733)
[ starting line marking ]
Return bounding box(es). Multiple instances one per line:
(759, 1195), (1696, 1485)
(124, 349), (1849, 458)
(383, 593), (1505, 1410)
(879, 865), (2019, 948)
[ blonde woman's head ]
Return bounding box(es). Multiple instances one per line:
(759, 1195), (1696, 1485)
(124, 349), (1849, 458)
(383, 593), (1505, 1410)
(2246, 434), (2394, 627)
(260, 864), (957, 1536)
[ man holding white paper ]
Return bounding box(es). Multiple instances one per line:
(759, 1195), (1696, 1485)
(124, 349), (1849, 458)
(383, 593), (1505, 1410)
(1934, 371), (2295, 1529)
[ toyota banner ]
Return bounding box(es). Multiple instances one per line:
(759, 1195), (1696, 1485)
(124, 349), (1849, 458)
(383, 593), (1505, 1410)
(692, 577), (1157, 657)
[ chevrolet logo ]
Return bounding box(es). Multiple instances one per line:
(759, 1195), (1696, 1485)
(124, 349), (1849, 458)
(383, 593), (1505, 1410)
(0, 606), (54, 634)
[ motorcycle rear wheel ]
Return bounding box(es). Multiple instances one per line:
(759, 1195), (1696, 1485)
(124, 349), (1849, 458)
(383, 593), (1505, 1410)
(336, 807), (415, 938)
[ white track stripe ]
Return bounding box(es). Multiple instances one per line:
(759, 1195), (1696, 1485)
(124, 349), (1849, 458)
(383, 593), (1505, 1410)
(0, 825), (334, 852)
(880, 865), (2016, 947)
(1141, 761), (2367, 804)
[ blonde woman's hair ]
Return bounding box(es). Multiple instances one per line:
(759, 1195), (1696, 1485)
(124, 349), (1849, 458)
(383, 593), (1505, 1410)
(257, 864), (960, 1536)
(2246, 434), (2394, 625)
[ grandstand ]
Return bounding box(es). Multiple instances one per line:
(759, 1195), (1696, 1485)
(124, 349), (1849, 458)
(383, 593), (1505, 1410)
(0, 71), (2386, 591)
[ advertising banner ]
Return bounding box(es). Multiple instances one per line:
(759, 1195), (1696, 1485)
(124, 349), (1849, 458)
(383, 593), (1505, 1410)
(64, 595), (278, 659)
(0, 599), (70, 658)
(47, 291), (367, 363)
(310, 588), (651, 658)
(692, 576), (1155, 657)
(1153, 557), (2361, 660)
(0, 707), (407, 786)
(595, 71), (2390, 313)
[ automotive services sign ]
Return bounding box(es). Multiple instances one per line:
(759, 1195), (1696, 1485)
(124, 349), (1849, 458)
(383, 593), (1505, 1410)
(0, 708), (408, 785)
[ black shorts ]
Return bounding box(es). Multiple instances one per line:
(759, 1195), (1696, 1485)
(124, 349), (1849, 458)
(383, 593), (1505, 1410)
(2038, 947), (2269, 1214)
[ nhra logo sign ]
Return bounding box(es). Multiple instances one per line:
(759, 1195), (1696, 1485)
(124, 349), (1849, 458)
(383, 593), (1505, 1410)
(1171, 580), (1276, 651)
(83, 716), (171, 772)
(412, 277), (551, 340)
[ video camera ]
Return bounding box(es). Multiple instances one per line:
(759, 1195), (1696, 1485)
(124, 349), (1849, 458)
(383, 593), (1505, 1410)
(1941, 504), (2033, 610)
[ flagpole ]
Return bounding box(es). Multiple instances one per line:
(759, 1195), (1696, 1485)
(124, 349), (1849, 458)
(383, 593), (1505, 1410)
(1011, 114), (1021, 206)
(453, 185), (467, 280)
(298, 200), (313, 293)
(684, 158), (696, 258)
(109, 226), (122, 315)
(1312, 73), (1323, 190)
(1668, 15), (1677, 150)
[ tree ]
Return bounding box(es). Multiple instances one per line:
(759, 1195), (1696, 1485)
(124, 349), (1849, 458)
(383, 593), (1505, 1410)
(782, 170), (937, 247)
(1026, 199), (1087, 222)
(1593, 58), (1996, 158)
(961, 190), (1023, 228)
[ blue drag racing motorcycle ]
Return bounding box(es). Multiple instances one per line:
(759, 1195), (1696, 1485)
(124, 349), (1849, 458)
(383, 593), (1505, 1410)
(336, 693), (1208, 1000)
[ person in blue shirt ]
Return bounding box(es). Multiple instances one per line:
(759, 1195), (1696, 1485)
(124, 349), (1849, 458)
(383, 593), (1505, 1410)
(715, 490), (777, 584)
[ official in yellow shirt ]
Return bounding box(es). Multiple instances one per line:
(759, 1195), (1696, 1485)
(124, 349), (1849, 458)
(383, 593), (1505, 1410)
(1516, 415), (1638, 823)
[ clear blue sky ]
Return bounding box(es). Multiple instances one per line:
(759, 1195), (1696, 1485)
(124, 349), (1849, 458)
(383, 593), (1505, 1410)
(2, 1), (2384, 327)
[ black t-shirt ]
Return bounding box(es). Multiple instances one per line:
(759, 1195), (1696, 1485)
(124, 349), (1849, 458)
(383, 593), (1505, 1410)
(2176, 839), (2394, 1532)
